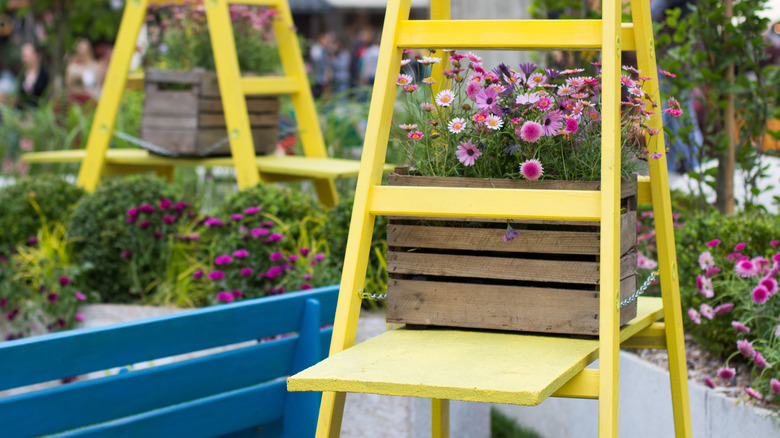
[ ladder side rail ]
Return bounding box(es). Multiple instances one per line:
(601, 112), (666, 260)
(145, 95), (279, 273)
(598, 0), (623, 436)
(631, 0), (692, 435)
(205, 0), (261, 190)
(316, 0), (413, 436)
(271, 0), (339, 207)
(77, 0), (149, 191)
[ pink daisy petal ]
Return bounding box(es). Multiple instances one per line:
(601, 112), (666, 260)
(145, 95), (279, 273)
(731, 321), (750, 333)
(771, 378), (780, 394)
(737, 339), (755, 358)
(745, 387), (762, 400)
(713, 302), (734, 315)
(519, 159), (544, 180)
(717, 367), (736, 380)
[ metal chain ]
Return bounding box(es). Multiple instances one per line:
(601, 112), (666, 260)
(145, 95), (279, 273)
(358, 289), (387, 301)
(620, 270), (659, 308)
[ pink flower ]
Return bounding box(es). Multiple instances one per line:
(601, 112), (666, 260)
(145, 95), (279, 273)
(698, 251), (714, 270)
(139, 204), (155, 214)
(649, 152), (663, 160)
(456, 141), (482, 166)
(139, 220), (150, 229)
(232, 249), (250, 258)
(263, 266), (283, 279)
(735, 259), (759, 278)
(159, 198), (172, 210)
(704, 376), (716, 389)
(770, 240), (779, 247)
(232, 290), (243, 298)
(192, 270), (204, 279)
(303, 273), (312, 280)
(396, 74), (413, 85)
(265, 233), (284, 243)
(207, 270), (225, 281)
(705, 267), (721, 277)
(734, 242), (746, 252)
(300, 248), (311, 256)
(47, 293), (58, 303)
(75, 292), (87, 301)
(215, 255), (233, 265)
(59, 276), (72, 286)
(162, 215), (176, 224)
(752, 285), (770, 304)
(503, 227), (520, 242)
(637, 253), (658, 269)
(240, 268), (253, 277)
(251, 228), (270, 238)
(519, 121), (544, 143)
(231, 214), (244, 221)
(216, 292), (234, 303)
(564, 117), (579, 134)
(475, 87), (498, 111)
(270, 252), (284, 262)
(726, 252), (742, 262)
(696, 275), (714, 298)
(74, 313), (85, 322)
(205, 218), (224, 227)
(737, 339), (755, 358)
(753, 352), (770, 368)
(717, 367), (736, 380)
(771, 378), (780, 394)
(714, 302), (734, 315)
(175, 202), (190, 211)
(244, 206), (262, 215)
(301, 284), (313, 290)
(519, 159), (544, 180)
(745, 387), (762, 400)
(127, 208), (139, 217)
(435, 89), (455, 107)
(760, 277), (778, 295)
(407, 131), (424, 141)
(731, 321), (750, 333)
(315, 253), (325, 261)
(659, 69), (676, 77)
(700, 303), (714, 320)
(688, 308), (701, 324)
(706, 239), (721, 247)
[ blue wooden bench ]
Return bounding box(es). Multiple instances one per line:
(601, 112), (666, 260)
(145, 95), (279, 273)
(0, 285), (339, 438)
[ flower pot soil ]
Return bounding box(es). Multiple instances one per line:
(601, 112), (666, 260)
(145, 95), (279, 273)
(386, 170), (638, 336)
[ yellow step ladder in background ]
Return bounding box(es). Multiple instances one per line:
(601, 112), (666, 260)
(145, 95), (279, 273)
(24, 0), (365, 207)
(287, 0), (692, 436)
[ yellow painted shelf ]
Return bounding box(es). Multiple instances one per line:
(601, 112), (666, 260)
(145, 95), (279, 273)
(288, 297), (663, 406)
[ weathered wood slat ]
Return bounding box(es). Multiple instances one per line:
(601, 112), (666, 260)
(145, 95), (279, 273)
(140, 129), (197, 151)
(198, 112), (279, 128)
(143, 116), (198, 130)
(144, 92), (199, 116)
(144, 69), (206, 84)
(386, 277), (637, 335)
(199, 97), (281, 113)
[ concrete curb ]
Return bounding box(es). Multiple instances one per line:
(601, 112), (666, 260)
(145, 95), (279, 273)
(493, 351), (780, 437)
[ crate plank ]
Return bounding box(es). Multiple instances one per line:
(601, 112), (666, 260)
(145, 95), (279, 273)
(140, 129), (197, 153)
(386, 276), (637, 335)
(198, 113), (279, 129)
(199, 98), (281, 113)
(145, 69), (205, 84)
(144, 91), (199, 116)
(143, 116), (198, 130)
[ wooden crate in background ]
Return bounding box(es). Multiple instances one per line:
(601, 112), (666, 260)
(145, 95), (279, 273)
(141, 69), (279, 157)
(385, 170), (639, 336)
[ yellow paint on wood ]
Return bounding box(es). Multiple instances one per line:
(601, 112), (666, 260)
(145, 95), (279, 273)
(432, 399), (450, 438)
(241, 76), (300, 95)
(621, 322), (667, 349)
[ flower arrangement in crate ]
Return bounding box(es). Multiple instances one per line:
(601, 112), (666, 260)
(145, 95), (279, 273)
(384, 50), (681, 336)
(687, 239), (780, 403)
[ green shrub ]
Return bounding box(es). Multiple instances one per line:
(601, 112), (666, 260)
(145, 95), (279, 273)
(68, 175), (176, 302)
(0, 176), (86, 256)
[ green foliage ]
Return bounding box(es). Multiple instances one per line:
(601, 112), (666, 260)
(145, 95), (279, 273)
(144, 4), (280, 75)
(656, 1), (780, 211)
(491, 408), (545, 438)
(68, 175), (176, 302)
(0, 175), (86, 256)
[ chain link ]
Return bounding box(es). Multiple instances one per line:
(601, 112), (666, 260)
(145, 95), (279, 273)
(620, 270), (659, 308)
(358, 289), (387, 301)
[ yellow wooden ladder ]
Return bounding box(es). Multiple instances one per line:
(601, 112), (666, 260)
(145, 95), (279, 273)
(287, 0), (692, 436)
(23, 0), (370, 207)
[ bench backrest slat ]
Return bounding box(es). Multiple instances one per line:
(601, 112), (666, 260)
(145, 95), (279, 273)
(0, 285), (338, 391)
(50, 380), (287, 438)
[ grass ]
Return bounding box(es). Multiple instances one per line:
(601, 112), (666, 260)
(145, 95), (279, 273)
(491, 407), (545, 438)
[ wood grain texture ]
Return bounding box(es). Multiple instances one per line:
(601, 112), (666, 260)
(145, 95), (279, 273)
(198, 112), (279, 128)
(144, 68), (205, 84)
(199, 97), (281, 113)
(143, 91), (199, 116)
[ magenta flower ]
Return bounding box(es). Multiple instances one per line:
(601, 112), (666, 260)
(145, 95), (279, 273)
(233, 249), (250, 258)
(714, 303), (734, 315)
(127, 208), (139, 217)
(700, 303), (714, 320)
(207, 270), (225, 281)
(175, 202), (190, 211)
(75, 292), (87, 301)
(232, 290), (243, 298)
(456, 141), (482, 166)
(139, 204), (155, 214)
(717, 367), (736, 380)
(475, 87), (498, 111)
(541, 111), (564, 136)
(74, 313), (84, 322)
(770, 240), (779, 246)
(270, 252), (284, 262)
(706, 239), (721, 247)
(121, 250), (132, 258)
(264, 233), (284, 243)
(263, 266), (283, 279)
(301, 284), (313, 290)
(752, 285), (770, 304)
(288, 255), (300, 262)
(251, 228), (270, 238)
(215, 255), (234, 265)
(0, 297), (6, 308)
(192, 270), (204, 279)
(760, 277), (778, 295)
(231, 214), (244, 221)
(753, 352), (769, 368)
(216, 292), (234, 303)
(503, 227), (520, 243)
(726, 252), (742, 262)
(705, 267), (721, 277)
(735, 259), (759, 278)
(59, 276), (72, 286)
(300, 248), (311, 256)
(240, 268), (253, 277)
(159, 198), (172, 210)
(734, 242), (746, 252)
(688, 308), (701, 324)
(139, 220), (150, 229)
(745, 387), (762, 400)
(703, 376), (716, 389)
(564, 117), (578, 134)
(649, 152), (663, 160)
(28, 236), (38, 245)
(731, 321), (750, 333)
(520, 159), (544, 180)
(162, 215), (175, 224)
(737, 339), (755, 358)
(519, 121), (543, 143)
(303, 273), (312, 280)
(314, 253), (326, 261)
(771, 378), (780, 394)
(244, 206), (262, 215)
(47, 293), (58, 303)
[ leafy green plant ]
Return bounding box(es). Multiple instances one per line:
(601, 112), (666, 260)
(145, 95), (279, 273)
(491, 408), (544, 438)
(0, 175), (86, 256)
(68, 175), (176, 302)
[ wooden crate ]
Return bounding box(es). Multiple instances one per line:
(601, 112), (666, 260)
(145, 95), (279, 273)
(385, 170), (638, 336)
(141, 69), (279, 157)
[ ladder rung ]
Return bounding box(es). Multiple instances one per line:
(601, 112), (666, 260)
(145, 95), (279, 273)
(368, 186), (601, 221)
(637, 175), (651, 205)
(396, 20), (636, 51)
(241, 77), (300, 95)
(621, 322), (667, 349)
(552, 369), (599, 399)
